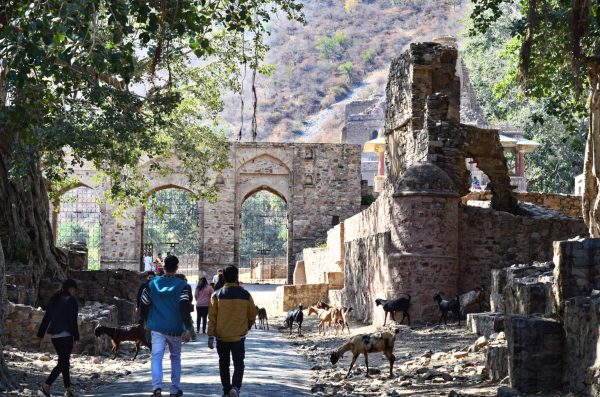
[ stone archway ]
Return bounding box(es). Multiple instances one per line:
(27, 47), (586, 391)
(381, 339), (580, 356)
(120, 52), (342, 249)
(239, 189), (289, 281)
(234, 153), (292, 281)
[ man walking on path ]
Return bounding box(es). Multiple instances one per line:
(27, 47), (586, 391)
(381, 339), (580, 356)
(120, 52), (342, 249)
(141, 255), (192, 397)
(208, 266), (257, 397)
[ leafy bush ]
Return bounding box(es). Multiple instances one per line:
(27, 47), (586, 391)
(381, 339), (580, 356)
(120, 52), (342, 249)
(361, 194), (377, 206)
(316, 32), (349, 60)
(338, 61), (354, 82)
(360, 50), (374, 63)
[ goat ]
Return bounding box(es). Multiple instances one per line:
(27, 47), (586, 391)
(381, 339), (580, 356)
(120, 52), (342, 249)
(316, 301), (352, 335)
(94, 324), (151, 360)
(375, 294), (411, 326)
(330, 329), (399, 378)
(284, 305), (304, 335)
(308, 306), (336, 335)
(458, 286), (487, 315)
(433, 293), (461, 325)
(254, 306), (269, 330)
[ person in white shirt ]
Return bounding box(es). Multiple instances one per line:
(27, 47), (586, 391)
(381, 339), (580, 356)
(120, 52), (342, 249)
(144, 255), (153, 272)
(212, 269), (223, 285)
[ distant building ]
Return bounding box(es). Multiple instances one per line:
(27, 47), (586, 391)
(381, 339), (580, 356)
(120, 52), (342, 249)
(340, 96), (385, 187)
(575, 173), (584, 196)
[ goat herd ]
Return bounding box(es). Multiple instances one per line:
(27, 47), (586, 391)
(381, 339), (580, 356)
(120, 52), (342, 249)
(278, 286), (487, 378)
(93, 286), (487, 381)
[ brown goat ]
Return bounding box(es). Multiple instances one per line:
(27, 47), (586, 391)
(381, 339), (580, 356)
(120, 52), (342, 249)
(330, 329), (399, 378)
(255, 306), (269, 330)
(317, 301), (352, 335)
(307, 306), (335, 335)
(94, 324), (151, 360)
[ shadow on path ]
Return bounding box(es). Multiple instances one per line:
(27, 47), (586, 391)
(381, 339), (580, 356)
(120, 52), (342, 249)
(84, 328), (311, 397)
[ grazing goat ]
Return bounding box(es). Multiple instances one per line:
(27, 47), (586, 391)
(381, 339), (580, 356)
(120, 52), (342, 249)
(433, 293), (461, 325)
(255, 306), (269, 330)
(316, 301), (353, 335)
(285, 305), (304, 335)
(94, 324), (151, 360)
(458, 286), (487, 315)
(375, 295), (411, 326)
(330, 329), (399, 378)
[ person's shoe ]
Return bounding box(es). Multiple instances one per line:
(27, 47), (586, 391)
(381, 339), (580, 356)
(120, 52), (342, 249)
(229, 386), (239, 397)
(37, 386), (51, 397)
(169, 390), (183, 397)
(151, 389), (162, 397)
(64, 389), (76, 397)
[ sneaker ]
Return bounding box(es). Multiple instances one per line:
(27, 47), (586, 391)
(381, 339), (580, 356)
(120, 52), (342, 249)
(169, 390), (183, 397)
(64, 389), (75, 397)
(37, 386), (51, 397)
(229, 387), (239, 397)
(152, 389), (162, 397)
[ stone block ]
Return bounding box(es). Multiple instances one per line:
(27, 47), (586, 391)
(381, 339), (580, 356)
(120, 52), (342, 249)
(508, 315), (564, 393)
(486, 343), (508, 382)
(467, 312), (504, 337)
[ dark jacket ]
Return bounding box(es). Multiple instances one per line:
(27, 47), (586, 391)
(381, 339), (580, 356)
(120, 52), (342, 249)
(37, 292), (80, 341)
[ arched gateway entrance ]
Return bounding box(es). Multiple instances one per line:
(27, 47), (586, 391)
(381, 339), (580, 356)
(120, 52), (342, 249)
(59, 143), (362, 283)
(240, 190), (288, 282)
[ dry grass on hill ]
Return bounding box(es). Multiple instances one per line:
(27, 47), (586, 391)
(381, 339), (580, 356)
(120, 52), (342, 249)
(221, 0), (468, 142)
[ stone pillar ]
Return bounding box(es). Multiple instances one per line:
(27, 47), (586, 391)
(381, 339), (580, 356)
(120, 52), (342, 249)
(384, 162), (460, 323)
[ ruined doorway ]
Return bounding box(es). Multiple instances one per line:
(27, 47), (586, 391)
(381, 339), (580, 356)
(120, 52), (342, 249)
(56, 186), (101, 269)
(143, 188), (199, 279)
(239, 190), (288, 283)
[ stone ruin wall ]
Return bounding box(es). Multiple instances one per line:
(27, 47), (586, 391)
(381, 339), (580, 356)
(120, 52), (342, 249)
(483, 239), (600, 395)
(298, 42), (587, 326)
(58, 143), (362, 284)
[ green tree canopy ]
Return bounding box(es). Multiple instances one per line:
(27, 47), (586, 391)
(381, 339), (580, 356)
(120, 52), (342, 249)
(469, 0), (599, 233)
(0, 0), (304, 207)
(462, 1), (587, 193)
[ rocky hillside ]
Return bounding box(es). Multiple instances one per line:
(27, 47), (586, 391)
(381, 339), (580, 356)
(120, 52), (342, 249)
(221, 0), (469, 142)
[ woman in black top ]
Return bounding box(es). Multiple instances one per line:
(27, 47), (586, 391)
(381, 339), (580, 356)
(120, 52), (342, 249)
(36, 279), (79, 397)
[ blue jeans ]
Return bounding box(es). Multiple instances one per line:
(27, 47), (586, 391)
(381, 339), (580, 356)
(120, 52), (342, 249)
(151, 331), (182, 394)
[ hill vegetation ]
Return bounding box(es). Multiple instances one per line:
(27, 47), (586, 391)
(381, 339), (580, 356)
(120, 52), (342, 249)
(221, 0), (469, 142)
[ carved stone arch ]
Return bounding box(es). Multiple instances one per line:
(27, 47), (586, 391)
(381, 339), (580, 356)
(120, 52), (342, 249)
(237, 153), (291, 175)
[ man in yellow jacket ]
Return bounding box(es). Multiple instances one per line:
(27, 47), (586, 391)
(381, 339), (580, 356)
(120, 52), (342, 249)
(208, 265), (257, 397)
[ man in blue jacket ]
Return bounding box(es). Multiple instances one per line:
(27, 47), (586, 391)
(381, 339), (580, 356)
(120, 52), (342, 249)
(141, 255), (192, 397)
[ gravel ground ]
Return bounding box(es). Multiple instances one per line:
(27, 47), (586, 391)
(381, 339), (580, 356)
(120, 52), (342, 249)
(4, 342), (149, 396)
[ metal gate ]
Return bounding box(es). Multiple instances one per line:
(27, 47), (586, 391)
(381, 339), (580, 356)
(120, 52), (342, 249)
(143, 189), (200, 279)
(56, 186), (101, 269)
(240, 190), (288, 281)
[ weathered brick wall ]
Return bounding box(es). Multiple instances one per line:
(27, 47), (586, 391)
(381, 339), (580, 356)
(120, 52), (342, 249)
(516, 192), (582, 218)
(61, 142), (362, 282)
(274, 284), (330, 312)
(458, 206), (587, 295)
(303, 223), (345, 285)
(3, 301), (117, 355)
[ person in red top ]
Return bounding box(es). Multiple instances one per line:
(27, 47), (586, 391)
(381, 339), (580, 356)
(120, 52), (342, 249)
(194, 277), (214, 334)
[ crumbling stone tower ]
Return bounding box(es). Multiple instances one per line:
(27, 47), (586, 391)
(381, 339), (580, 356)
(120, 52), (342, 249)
(385, 42), (517, 212)
(377, 42), (518, 320)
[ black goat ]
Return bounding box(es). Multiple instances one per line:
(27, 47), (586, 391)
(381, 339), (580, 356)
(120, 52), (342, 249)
(285, 304), (304, 335)
(375, 295), (411, 326)
(433, 293), (461, 325)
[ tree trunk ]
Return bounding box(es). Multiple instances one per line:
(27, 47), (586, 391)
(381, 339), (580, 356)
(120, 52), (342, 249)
(0, 138), (65, 306)
(0, 241), (15, 391)
(583, 61), (600, 236)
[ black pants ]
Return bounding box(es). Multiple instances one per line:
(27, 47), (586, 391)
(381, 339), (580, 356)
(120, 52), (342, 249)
(216, 339), (245, 394)
(196, 306), (208, 333)
(45, 336), (73, 388)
